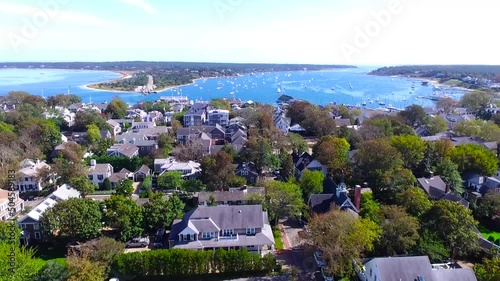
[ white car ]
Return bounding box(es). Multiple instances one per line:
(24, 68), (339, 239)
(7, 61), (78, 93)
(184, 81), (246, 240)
(314, 251), (327, 268)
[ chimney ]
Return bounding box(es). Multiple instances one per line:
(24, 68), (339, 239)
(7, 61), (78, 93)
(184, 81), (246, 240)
(428, 171), (434, 179)
(445, 184), (451, 194)
(90, 159), (96, 167)
(354, 185), (361, 210)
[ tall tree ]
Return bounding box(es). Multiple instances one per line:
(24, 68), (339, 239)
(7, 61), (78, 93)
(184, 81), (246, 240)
(105, 98), (128, 119)
(454, 120), (500, 142)
(300, 170), (325, 200)
(103, 195), (143, 241)
(142, 192), (185, 231)
(279, 149), (295, 182)
(66, 254), (107, 281)
(416, 230), (450, 262)
(70, 176), (97, 198)
(436, 97), (459, 114)
(115, 179), (134, 197)
(19, 118), (62, 156)
(157, 171), (184, 190)
(0, 242), (42, 281)
(359, 192), (381, 223)
(288, 133), (308, 155)
(157, 133), (174, 157)
(356, 139), (403, 187)
(376, 205), (420, 256)
(240, 137), (277, 175)
(449, 144), (498, 176)
(395, 187), (433, 218)
(474, 256), (500, 281)
(40, 198), (102, 243)
(264, 181), (305, 224)
(422, 200), (478, 257)
(426, 115), (448, 135)
(399, 104), (427, 127)
(423, 139), (454, 170)
(308, 207), (380, 277)
(390, 135), (426, 171)
(460, 90), (495, 112)
(201, 151), (238, 191)
(433, 158), (464, 194)
(312, 136), (350, 179)
(476, 190), (500, 221)
(85, 124), (101, 147)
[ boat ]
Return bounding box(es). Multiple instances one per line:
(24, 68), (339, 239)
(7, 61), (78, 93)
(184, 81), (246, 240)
(349, 83), (353, 89)
(362, 101), (367, 106)
(379, 101), (386, 106)
(421, 81), (429, 86)
(277, 87), (281, 93)
(331, 87), (335, 91)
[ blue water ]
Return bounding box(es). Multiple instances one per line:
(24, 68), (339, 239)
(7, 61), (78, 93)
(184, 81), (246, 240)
(0, 67), (466, 109)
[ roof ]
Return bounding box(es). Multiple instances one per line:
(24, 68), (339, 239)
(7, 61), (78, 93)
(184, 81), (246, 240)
(440, 193), (470, 208)
(417, 176), (447, 198)
(17, 159), (49, 177)
(134, 164), (150, 175)
(197, 187), (264, 204)
(309, 179), (358, 213)
(184, 205), (264, 230)
(335, 118), (352, 127)
(184, 103), (208, 116)
(108, 173), (129, 183)
(19, 184), (79, 222)
(480, 177), (500, 194)
(367, 256), (436, 281)
(89, 163), (112, 175)
(106, 119), (120, 127)
(107, 143), (139, 158)
(432, 268), (478, 281)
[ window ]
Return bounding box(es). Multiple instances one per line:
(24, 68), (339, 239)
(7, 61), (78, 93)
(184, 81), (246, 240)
(25, 177), (28, 182)
(183, 235), (187, 241)
(223, 229), (234, 236)
(33, 223), (39, 230)
(241, 169), (248, 176)
(202, 232), (215, 239)
(97, 175), (104, 180)
(370, 268), (372, 277)
(34, 232), (41, 239)
(20, 224), (26, 229)
(88, 175), (93, 180)
(246, 228), (256, 235)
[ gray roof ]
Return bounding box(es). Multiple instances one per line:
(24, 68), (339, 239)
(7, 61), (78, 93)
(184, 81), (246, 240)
(116, 132), (146, 143)
(107, 142), (139, 158)
(134, 164), (150, 175)
(132, 140), (157, 147)
(432, 268), (478, 281)
(417, 176), (447, 198)
(190, 205), (264, 230)
(368, 256), (436, 281)
(191, 218), (220, 233)
(335, 118), (352, 127)
(197, 187), (264, 204)
(89, 163), (112, 175)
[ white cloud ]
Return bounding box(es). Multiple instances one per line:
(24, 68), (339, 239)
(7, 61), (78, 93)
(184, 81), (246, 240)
(0, 2), (119, 28)
(116, 0), (157, 14)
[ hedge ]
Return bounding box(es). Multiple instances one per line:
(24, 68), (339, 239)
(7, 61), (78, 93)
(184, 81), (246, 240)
(111, 248), (276, 280)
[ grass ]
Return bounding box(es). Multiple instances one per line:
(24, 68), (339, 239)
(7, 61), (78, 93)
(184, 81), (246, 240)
(90, 190), (116, 195)
(272, 228), (284, 250)
(478, 224), (500, 241)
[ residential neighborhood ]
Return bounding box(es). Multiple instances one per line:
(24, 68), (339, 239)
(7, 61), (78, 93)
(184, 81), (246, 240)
(2, 88), (500, 281)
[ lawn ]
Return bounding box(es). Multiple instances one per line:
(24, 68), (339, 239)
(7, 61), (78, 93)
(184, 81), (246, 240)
(273, 228), (284, 250)
(30, 243), (67, 268)
(478, 224), (500, 241)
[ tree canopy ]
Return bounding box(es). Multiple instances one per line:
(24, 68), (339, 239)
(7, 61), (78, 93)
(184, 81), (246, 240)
(449, 144), (498, 176)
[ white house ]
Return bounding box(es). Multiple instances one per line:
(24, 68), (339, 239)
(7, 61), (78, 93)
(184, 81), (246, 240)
(208, 109), (230, 126)
(106, 119), (122, 137)
(15, 159), (52, 193)
(17, 184), (80, 245)
(154, 157), (202, 179)
(88, 160), (113, 186)
(274, 115), (291, 134)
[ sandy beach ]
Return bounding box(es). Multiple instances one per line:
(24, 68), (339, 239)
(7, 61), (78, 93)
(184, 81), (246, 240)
(413, 77), (473, 92)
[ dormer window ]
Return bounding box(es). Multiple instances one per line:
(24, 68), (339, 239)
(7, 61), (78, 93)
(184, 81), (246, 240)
(246, 228), (256, 235)
(222, 229), (234, 236)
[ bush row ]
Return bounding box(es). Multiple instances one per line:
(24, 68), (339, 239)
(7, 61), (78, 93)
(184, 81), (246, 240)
(111, 248), (276, 280)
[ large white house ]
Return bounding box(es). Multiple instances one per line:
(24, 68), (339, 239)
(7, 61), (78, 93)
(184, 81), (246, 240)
(18, 184), (80, 245)
(88, 160), (113, 186)
(154, 157), (202, 179)
(0, 189), (24, 221)
(15, 159), (52, 193)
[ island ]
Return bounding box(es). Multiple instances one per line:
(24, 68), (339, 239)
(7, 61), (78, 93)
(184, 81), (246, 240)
(1, 61), (357, 93)
(370, 65), (500, 91)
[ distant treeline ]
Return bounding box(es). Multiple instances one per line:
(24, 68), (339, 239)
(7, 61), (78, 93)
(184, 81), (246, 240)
(370, 65), (500, 81)
(1, 61), (356, 73)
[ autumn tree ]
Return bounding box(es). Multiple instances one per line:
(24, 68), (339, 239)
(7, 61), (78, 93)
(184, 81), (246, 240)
(376, 205), (420, 256)
(201, 151), (240, 191)
(436, 97), (459, 114)
(422, 200), (478, 257)
(308, 207), (380, 277)
(312, 136), (350, 179)
(105, 98), (128, 119)
(171, 141), (204, 162)
(47, 93), (82, 107)
(449, 144), (498, 176)
(40, 198), (102, 243)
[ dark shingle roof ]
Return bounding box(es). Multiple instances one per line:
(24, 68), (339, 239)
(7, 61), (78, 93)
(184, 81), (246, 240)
(417, 176), (447, 198)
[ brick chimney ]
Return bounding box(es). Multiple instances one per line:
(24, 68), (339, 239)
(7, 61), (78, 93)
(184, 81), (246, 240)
(354, 185), (361, 210)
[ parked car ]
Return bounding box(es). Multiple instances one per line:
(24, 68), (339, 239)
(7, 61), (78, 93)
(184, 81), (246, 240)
(27, 195), (35, 201)
(125, 237), (150, 248)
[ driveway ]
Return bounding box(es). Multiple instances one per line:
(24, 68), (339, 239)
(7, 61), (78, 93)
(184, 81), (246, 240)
(123, 246), (151, 253)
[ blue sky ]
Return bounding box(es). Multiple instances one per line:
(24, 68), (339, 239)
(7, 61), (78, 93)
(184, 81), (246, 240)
(0, 0), (498, 65)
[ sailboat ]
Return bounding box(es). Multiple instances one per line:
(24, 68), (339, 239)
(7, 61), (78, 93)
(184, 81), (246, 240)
(349, 83), (353, 89)
(277, 86), (281, 94)
(362, 101), (367, 106)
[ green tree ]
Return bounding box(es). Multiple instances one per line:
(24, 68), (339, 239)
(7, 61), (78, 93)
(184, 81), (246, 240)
(85, 124), (101, 147)
(449, 144), (498, 176)
(0, 221), (21, 244)
(423, 138), (454, 170)
(474, 256), (500, 281)
(0, 242), (42, 281)
(75, 237), (125, 275)
(300, 170), (325, 200)
(19, 118), (62, 156)
(416, 230), (450, 262)
(288, 133), (308, 155)
(181, 179), (205, 192)
(377, 205), (420, 256)
(454, 120), (500, 142)
(102, 178), (112, 191)
(308, 207), (380, 277)
(356, 139), (403, 188)
(105, 98), (128, 119)
(33, 261), (69, 281)
(157, 133), (174, 156)
(426, 115), (448, 135)
(241, 137), (277, 174)
(40, 198), (102, 243)
(0, 121), (14, 133)
(422, 200), (478, 257)
(66, 255), (107, 281)
(312, 136), (350, 179)
(395, 187), (433, 218)
(460, 90), (495, 112)
(73, 110), (110, 131)
(47, 93), (82, 107)
(359, 192), (381, 222)
(209, 98), (231, 110)
(279, 150), (295, 181)
(158, 171), (185, 190)
(115, 179), (134, 197)
(103, 195), (144, 241)
(399, 104), (427, 127)
(476, 190), (500, 220)
(70, 176), (97, 198)
(264, 181), (305, 224)
(433, 158), (464, 194)
(142, 192), (185, 231)
(390, 135), (426, 171)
